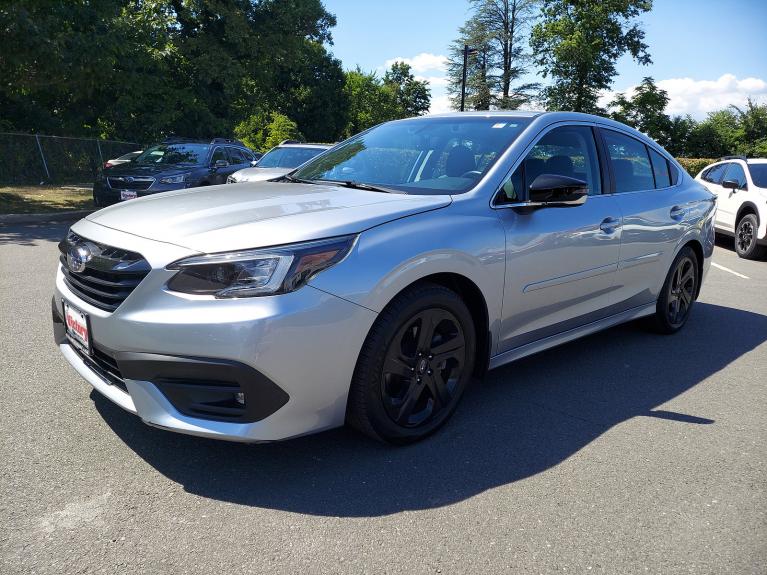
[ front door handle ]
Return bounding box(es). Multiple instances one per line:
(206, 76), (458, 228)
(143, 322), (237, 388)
(670, 205), (687, 221)
(599, 216), (621, 234)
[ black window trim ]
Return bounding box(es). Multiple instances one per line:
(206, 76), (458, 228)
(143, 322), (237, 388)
(702, 161), (729, 185)
(595, 126), (681, 194)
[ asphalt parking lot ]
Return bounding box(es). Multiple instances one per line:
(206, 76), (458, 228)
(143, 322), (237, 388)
(1, 222), (765, 574)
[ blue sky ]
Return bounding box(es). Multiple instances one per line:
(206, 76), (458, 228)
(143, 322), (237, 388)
(323, 0), (767, 118)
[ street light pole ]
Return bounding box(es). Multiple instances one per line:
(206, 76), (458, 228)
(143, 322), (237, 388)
(460, 44), (469, 112)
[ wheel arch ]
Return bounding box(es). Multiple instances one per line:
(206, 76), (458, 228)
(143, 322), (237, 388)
(370, 272), (492, 378)
(736, 201), (759, 227)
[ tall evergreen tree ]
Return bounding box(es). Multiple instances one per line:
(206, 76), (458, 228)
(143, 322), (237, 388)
(447, 0), (540, 111)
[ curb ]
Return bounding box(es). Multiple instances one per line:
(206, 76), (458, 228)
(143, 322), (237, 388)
(0, 210), (94, 225)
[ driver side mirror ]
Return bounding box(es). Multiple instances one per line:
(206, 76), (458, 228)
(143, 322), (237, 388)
(721, 179), (739, 191)
(213, 159), (229, 168)
(527, 174), (588, 207)
(250, 160), (259, 167)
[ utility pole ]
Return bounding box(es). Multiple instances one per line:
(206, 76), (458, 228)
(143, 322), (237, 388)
(460, 44), (477, 112)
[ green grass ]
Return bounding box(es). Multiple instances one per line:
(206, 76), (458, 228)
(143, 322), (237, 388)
(0, 186), (93, 214)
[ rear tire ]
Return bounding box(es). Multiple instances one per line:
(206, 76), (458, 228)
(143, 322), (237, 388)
(347, 283), (476, 444)
(734, 213), (767, 260)
(649, 246), (699, 334)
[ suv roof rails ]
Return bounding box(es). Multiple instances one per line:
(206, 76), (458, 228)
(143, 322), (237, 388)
(161, 136), (247, 147)
(719, 155), (749, 163)
(210, 137), (246, 146)
(279, 139), (303, 145)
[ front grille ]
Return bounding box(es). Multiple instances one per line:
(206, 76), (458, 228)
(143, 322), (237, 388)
(59, 231), (150, 312)
(72, 343), (128, 392)
(107, 176), (154, 190)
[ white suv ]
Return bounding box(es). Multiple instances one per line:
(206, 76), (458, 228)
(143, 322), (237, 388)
(695, 157), (767, 259)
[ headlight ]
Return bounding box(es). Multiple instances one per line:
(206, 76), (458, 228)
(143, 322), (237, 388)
(160, 174), (188, 184)
(166, 235), (356, 298)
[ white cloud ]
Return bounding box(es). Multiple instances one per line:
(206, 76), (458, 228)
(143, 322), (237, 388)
(604, 74), (767, 119)
(415, 75), (449, 88)
(427, 94), (452, 115)
(384, 52), (448, 74)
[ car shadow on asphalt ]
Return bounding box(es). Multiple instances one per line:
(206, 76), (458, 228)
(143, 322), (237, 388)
(0, 222), (69, 246)
(92, 302), (767, 517)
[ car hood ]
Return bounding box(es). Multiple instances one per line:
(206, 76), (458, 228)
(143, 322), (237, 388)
(103, 163), (194, 177)
(85, 181), (452, 253)
(232, 167), (291, 182)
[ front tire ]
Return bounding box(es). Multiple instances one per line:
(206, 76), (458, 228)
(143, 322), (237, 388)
(735, 213), (767, 260)
(347, 283), (476, 444)
(649, 246), (699, 334)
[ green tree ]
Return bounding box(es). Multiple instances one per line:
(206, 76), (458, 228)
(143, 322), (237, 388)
(384, 62), (431, 117)
(447, 0), (540, 111)
(686, 109), (741, 158)
(342, 68), (399, 137)
(447, 18), (494, 110)
(0, 0), (347, 144)
(609, 77), (672, 147)
(730, 98), (767, 157)
(665, 115), (698, 157)
(234, 111), (304, 152)
(531, 0), (652, 113)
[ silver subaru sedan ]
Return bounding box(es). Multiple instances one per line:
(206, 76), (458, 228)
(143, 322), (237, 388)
(53, 111), (716, 444)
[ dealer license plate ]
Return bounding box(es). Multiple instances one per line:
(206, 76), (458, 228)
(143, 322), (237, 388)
(120, 190), (138, 201)
(63, 300), (91, 355)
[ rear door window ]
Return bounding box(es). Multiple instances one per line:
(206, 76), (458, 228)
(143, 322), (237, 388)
(603, 130), (654, 193)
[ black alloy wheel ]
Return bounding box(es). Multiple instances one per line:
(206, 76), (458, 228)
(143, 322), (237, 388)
(650, 246), (699, 334)
(666, 255), (696, 328)
(347, 283), (476, 444)
(380, 308), (466, 428)
(734, 214), (767, 260)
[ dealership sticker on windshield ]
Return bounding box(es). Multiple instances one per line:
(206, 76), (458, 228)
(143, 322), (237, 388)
(120, 190), (138, 201)
(63, 300), (91, 355)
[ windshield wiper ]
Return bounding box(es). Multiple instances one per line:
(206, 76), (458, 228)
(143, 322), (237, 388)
(332, 180), (405, 194)
(280, 174), (320, 185)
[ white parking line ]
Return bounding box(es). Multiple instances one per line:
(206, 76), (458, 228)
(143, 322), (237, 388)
(711, 262), (750, 279)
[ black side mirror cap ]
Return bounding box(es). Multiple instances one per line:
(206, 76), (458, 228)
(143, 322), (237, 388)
(527, 174), (589, 207)
(721, 179), (739, 190)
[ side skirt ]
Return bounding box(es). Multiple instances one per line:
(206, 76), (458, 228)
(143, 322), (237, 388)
(488, 302), (656, 370)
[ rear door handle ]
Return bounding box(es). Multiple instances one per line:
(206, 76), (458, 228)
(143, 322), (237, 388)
(599, 216), (621, 234)
(670, 205), (687, 221)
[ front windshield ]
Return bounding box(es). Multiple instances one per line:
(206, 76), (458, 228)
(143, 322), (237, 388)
(748, 164), (767, 188)
(257, 146), (327, 168)
(134, 143), (210, 166)
(293, 116), (532, 194)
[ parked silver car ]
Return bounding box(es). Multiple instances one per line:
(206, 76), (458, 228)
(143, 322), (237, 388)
(53, 112), (716, 444)
(226, 142), (331, 183)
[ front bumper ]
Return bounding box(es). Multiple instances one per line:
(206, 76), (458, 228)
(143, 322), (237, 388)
(53, 228), (378, 442)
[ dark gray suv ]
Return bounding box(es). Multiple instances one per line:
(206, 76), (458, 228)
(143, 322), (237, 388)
(93, 138), (258, 206)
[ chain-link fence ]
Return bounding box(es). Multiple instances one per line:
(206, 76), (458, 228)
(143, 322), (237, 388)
(0, 133), (141, 186)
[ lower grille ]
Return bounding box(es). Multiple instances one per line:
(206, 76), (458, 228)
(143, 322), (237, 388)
(59, 231), (150, 312)
(107, 176), (154, 191)
(73, 343), (128, 392)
